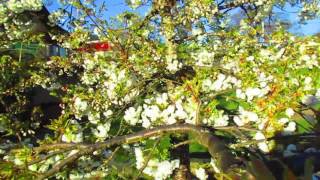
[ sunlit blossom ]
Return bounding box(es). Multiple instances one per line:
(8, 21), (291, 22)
(195, 168), (208, 180)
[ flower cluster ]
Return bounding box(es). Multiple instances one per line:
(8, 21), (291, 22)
(202, 73), (240, 92)
(193, 49), (215, 67)
(124, 92), (198, 128)
(128, 0), (142, 9)
(233, 107), (259, 126)
(48, 10), (64, 25)
(203, 110), (229, 127)
(254, 131), (269, 153)
(61, 119), (83, 143)
(134, 147), (180, 180)
(195, 168), (208, 180)
(6, 0), (42, 13)
(0, 4), (8, 23)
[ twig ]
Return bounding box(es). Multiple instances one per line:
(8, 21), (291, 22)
(195, 100), (202, 125)
(133, 138), (161, 180)
(32, 143), (80, 153)
(77, 0), (107, 36)
(28, 147), (74, 166)
(103, 146), (120, 166)
(37, 146), (96, 180)
(172, 140), (194, 149)
(213, 126), (258, 132)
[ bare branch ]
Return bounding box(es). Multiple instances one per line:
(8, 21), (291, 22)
(28, 147), (73, 166)
(37, 147), (96, 180)
(172, 140), (194, 149)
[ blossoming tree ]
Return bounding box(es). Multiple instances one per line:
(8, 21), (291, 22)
(1, 0), (320, 179)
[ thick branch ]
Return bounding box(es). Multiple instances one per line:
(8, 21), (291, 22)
(36, 124), (237, 179)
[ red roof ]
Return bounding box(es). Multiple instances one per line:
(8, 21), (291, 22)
(77, 41), (111, 52)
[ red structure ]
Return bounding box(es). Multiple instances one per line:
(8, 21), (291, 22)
(77, 41), (111, 52)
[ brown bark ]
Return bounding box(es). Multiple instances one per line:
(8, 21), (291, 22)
(34, 124), (237, 179)
(171, 134), (192, 180)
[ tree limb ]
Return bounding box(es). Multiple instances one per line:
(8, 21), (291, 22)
(35, 124), (238, 179)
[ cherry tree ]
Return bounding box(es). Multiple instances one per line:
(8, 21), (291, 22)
(1, 0), (320, 179)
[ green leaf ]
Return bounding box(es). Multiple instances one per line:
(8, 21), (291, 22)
(217, 98), (239, 111)
(310, 101), (320, 111)
(295, 118), (313, 133)
(0, 161), (14, 178)
(189, 142), (208, 153)
(145, 135), (171, 160)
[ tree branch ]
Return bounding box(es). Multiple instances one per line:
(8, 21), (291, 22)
(35, 124), (237, 179)
(37, 148), (95, 180)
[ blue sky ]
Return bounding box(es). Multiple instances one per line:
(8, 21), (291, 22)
(273, 4), (320, 35)
(46, 0), (320, 35)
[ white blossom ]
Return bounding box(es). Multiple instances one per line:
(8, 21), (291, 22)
(175, 101), (188, 119)
(124, 106), (142, 125)
(254, 0), (264, 6)
(156, 93), (169, 105)
(103, 110), (113, 118)
(245, 87), (268, 101)
(134, 147), (144, 169)
(0, 4), (8, 23)
(279, 118), (289, 124)
(48, 10), (63, 25)
(128, 0), (142, 9)
(142, 117), (151, 128)
(88, 112), (100, 124)
(74, 97), (88, 112)
(211, 73), (226, 91)
(142, 105), (161, 122)
(61, 120), (83, 143)
(285, 108), (295, 118)
(28, 164), (37, 171)
(254, 132), (269, 153)
(283, 121), (296, 135)
(204, 110), (229, 127)
(13, 158), (24, 166)
(214, 114), (229, 127)
(193, 49), (215, 67)
(236, 89), (246, 99)
(143, 159), (180, 180)
(192, 27), (203, 36)
(167, 59), (181, 72)
(7, 0), (42, 13)
(93, 123), (110, 139)
(304, 77), (313, 90)
(246, 56), (255, 61)
(161, 105), (177, 124)
(233, 107), (259, 126)
(195, 168), (208, 180)
(203, 74), (240, 92)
